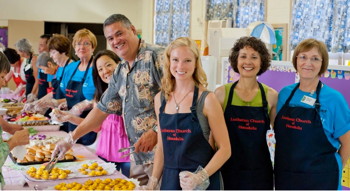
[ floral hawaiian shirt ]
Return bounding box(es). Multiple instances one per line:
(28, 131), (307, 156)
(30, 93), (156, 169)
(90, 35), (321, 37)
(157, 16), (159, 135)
(97, 40), (164, 165)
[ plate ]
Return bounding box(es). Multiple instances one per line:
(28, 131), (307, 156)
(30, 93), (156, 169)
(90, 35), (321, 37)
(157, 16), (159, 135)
(71, 161), (116, 178)
(9, 153), (76, 165)
(23, 170), (77, 182)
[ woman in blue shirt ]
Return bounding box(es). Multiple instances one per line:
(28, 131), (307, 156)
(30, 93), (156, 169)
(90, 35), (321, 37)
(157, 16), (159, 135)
(274, 38), (350, 190)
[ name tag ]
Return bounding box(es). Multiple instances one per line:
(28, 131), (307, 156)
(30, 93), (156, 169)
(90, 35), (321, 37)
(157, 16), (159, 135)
(301, 95), (316, 106)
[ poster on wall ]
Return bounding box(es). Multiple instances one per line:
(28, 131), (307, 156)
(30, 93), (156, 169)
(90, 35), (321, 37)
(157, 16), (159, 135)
(0, 27), (8, 47)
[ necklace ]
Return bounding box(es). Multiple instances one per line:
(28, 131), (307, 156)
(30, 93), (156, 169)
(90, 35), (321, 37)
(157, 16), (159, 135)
(173, 90), (192, 113)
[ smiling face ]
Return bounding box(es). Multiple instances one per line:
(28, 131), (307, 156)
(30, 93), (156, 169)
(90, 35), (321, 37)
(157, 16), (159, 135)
(237, 46), (261, 78)
(96, 55), (118, 83)
(296, 47), (322, 80)
(104, 22), (139, 62)
(170, 46), (196, 82)
(74, 36), (94, 60)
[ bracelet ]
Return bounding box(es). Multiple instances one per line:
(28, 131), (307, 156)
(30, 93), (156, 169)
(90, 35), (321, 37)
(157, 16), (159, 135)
(66, 132), (77, 145)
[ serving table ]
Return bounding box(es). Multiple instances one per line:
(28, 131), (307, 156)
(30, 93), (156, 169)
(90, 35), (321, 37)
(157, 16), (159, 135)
(2, 131), (126, 190)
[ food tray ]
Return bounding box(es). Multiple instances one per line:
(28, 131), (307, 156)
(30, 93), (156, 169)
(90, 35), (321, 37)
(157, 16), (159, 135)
(24, 124), (60, 132)
(12, 119), (51, 126)
(9, 153), (76, 165)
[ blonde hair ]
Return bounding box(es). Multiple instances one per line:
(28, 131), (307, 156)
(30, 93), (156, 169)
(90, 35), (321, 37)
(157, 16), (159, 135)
(72, 28), (97, 49)
(161, 37), (208, 100)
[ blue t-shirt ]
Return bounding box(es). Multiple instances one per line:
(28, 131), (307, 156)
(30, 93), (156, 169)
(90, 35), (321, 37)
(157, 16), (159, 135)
(60, 60), (95, 100)
(277, 83), (350, 189)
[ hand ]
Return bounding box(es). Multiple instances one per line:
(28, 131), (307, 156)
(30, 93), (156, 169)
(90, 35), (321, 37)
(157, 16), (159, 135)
(134, 129), (157, 153)
(179, 166), (210, 190)
(22, 101), (37, 113)
(26, 93), (37, 103)
(69, 100), (93, 116)
(6, 123), (23, 135)
(51, 139), (73, 160)
(49, 109), (71, 123)
(35, 97), (58, 110)
(8, 129), (29, 150)
(137, 176), (158, 190)
(58, 102), (68, 111)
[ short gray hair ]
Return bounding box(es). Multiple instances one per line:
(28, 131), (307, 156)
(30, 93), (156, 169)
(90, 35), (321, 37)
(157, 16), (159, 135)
(103, 14), (132, 29)
(37, 52), (55, 67)
(15, 38), (33, 54)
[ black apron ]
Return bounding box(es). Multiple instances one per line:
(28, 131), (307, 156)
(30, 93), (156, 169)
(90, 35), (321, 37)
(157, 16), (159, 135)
(24, 56), (35, 97)
(159, 87), (220, 190)
(52, 58), (70, 99)
(52, 59), (71, 132)
(274, 81), (339, 190)
(38, 69), (49, 99)
(65, 59), (96, 145)
(221, 81), (273, 190)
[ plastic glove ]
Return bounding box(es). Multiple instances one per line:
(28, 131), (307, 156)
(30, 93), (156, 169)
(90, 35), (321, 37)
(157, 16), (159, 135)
(58, 101), (68, 111)
(69, 99), (93, 116)
(49, 109), (72, 123)
(138, 176), (158, 190)
(179, 166), (210, 190)
(26, 93), (37, 103)
(51, 132), (75, 160)
(22, 101), (37, 113)
(12, 84), (25, 97)
(34, 97), (59, 111)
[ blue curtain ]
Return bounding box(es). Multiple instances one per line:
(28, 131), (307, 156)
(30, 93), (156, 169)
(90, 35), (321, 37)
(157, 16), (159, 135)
(291, 0), (350, 52)
(206, 0), (265, 28)
(154, 0), (190, 46)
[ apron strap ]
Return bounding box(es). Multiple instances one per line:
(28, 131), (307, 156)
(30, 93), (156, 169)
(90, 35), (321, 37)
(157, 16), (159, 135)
(285, 80), (322, 110)
(226, 81), (238, 107)
(190, 86), (199, 121)
(57, 58), (71, 84)
(258, 82), (270, 126)
(68, 57), (93, 83)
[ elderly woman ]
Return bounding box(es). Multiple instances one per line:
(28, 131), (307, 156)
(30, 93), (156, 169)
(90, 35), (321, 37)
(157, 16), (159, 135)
(42, 29), (97, 145)
(274, 39), (350, 190)
(15, 38), (39, 102)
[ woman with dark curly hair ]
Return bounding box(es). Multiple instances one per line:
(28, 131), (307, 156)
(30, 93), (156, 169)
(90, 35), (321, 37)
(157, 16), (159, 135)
(215, 36), (278, 189)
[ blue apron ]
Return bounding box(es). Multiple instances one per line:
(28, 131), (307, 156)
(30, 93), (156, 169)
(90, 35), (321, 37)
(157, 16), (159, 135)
(52, 59), (70, 132)
(38, 69), (49, 99)
(221, 81), (273, 189)
(274, 81), (339, 189)
(24, 56), (35, 97)
(159, 86), (220, 190)
(65, 59), (96, 145)
(52, 58), (70, 99)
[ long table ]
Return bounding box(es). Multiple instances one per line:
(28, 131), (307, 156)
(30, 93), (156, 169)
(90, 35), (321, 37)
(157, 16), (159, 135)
(2, 131), (127, 190)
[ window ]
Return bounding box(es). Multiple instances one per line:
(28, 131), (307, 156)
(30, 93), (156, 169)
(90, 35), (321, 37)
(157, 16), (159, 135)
(154, 0), (190, 46)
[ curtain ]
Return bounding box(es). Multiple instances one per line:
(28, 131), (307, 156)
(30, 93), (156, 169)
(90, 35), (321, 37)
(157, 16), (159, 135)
(291, 0), (350, 52)
(206, 0), (265, 28)
(154, 0), (190, 46)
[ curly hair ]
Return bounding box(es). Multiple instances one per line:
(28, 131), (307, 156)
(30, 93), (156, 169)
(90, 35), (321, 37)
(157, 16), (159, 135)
(161, 37), (207, 100)
(229, 36), (271, 76)
(292, 38), (328, 76)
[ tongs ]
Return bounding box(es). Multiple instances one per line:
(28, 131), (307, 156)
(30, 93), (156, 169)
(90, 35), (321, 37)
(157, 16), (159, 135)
(118, 146), (135, 153)
(44, 153), (59, 172)
(118, 146), (135, 158)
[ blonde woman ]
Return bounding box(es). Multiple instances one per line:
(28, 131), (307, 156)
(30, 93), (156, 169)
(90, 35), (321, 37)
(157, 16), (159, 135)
(143, 37), (231, 190)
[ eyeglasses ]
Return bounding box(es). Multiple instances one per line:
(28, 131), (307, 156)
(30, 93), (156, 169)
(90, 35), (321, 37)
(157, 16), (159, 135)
(75, 42), (92, 47)
(296, 55), (322, 63)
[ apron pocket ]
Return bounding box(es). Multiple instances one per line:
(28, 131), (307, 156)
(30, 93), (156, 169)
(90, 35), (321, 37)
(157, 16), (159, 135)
(275, 170), (338, 190)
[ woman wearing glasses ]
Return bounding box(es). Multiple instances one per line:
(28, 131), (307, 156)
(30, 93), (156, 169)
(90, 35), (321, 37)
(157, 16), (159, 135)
(274, 38), (350, 190)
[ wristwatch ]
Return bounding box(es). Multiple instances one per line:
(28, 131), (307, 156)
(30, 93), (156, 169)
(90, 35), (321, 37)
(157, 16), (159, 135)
(152, 125), (158, 133)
